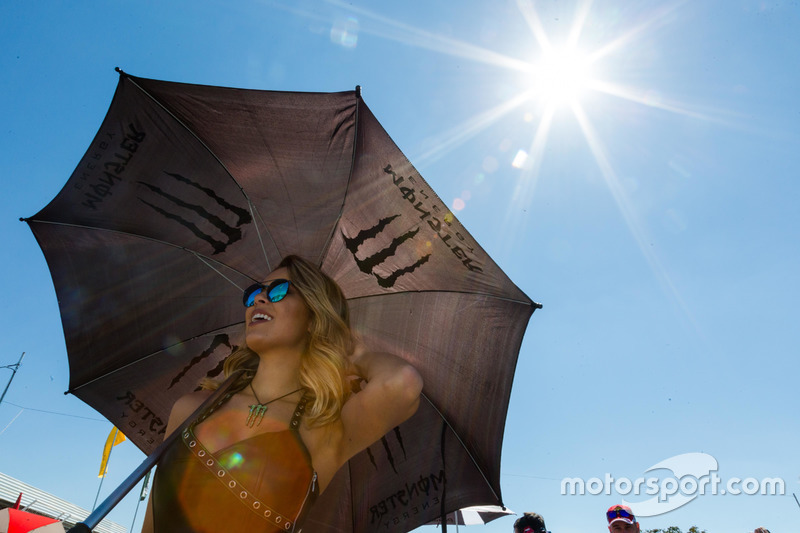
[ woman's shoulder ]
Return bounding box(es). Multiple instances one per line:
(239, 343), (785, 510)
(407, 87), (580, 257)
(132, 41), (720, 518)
(174, 389), (215, 414)
(164, 390), (215, 434)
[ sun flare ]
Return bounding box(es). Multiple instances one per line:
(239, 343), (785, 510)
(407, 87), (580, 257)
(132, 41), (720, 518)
(528, 47), (594, 109)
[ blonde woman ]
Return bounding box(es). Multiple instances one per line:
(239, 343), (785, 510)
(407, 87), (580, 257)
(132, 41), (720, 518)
(142, 255), (423, 533)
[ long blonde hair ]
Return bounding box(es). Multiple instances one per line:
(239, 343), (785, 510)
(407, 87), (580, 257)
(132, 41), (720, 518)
(205, 255), (353, 427)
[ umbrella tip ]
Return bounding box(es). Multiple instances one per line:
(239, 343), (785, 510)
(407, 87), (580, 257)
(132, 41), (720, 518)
(115, 66), (125, 75)
(355, 85), (362, 98)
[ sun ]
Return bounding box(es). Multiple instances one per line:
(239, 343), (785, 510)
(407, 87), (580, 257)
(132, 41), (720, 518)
(527, 46), (594, 109)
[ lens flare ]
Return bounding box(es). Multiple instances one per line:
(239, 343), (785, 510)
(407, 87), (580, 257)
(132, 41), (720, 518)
(331, 16), (359, 48)
(511, 149), (529, 169)
(221, 452), (245, 469)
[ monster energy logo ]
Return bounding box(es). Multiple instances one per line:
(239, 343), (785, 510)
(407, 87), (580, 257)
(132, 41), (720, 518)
(139, 171), (252, 254)
(366, 427), (407, 474)
(168, 334), (235, 390)
(342, 214), (431, 288)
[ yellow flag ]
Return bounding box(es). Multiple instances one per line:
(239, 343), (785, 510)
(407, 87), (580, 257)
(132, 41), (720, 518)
(98, 427), (127, 478)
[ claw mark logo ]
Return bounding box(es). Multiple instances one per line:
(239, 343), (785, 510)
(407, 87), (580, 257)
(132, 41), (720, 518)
(168, 334), (235, 389)
(342, 215), (431, 288)
(114, 334), (239, 448)
(138, 171), (252, 254)
(366, 427), (408, 474)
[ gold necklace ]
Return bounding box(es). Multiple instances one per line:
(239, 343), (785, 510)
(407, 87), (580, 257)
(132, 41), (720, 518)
(246, 383), (303, 428)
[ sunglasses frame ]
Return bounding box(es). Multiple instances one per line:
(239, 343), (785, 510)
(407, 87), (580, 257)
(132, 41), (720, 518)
(606, 508), (635, 522)
(242, 279), (292, 307)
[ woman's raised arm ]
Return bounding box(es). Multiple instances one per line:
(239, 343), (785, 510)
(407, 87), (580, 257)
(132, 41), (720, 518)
(336, 349), (423, 464)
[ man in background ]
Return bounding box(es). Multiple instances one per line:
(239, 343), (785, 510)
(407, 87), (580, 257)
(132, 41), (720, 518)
(607, 504), (639, 533)
(513, 512), (548, 533)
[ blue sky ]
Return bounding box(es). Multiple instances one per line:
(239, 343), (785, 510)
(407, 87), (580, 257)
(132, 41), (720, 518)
(1, 1), (798, 532)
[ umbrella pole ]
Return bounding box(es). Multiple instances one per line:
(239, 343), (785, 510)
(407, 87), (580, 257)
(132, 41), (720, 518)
(440, 421), (447, 533)
(67, 371), (243, 533)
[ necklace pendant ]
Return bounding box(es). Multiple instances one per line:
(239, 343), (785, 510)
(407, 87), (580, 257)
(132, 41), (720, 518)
(245, 384), (303, 428)
(246, 404), (268, 428)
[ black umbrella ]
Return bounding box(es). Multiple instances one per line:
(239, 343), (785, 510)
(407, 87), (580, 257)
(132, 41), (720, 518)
(23, 69), (540, 533)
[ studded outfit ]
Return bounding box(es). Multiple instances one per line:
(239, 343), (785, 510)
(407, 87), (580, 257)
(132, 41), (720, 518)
(152, 391), (318, 533)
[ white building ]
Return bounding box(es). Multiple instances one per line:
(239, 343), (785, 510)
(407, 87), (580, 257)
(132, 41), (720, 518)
(0, 472), (125, 533)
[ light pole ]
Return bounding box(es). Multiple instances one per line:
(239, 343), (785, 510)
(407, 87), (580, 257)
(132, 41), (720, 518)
(0, 352), (26, 407)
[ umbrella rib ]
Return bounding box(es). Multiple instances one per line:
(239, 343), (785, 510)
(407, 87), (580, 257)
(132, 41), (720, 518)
(246, 199), (273, 273)
(66, 321), (245, 395)
(26, 219), (256, 293)
(346, 289), (542, 309)
(189, 250), (249, 290)
(123, 71), (274, 271)
(317, 87), (361, 267)
(420, 391), (503, 505)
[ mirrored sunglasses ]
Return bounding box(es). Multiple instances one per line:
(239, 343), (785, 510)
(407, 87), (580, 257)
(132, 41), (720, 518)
(606, 508), (635, 522)
(242, 279), (292, 307)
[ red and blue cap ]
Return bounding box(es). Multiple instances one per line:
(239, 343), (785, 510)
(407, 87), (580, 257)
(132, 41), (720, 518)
(606, 505), (636, 525)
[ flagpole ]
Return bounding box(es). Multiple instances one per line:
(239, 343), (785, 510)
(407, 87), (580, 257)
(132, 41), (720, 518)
(93, 427), (118, 511)
(129, 470), (152, 533)
(92, 474), (106, 512)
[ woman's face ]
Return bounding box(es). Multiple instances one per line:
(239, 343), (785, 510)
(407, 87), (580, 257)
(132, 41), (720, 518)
(245, 267), (312, 355)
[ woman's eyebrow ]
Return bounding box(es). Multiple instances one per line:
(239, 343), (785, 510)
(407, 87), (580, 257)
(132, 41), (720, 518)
(260, 277), (290, 284)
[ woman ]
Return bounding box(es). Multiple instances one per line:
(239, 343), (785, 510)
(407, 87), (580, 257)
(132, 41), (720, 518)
(142, 255), (423, 532)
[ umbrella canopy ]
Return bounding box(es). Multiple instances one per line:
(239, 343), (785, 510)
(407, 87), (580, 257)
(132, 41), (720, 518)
(24, 70), (539, 532)
(429, 505), (515, 527)
(0, 508), (64, 533)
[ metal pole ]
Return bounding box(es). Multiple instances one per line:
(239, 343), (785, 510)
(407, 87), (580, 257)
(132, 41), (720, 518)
(0, 352), (26, 407)
(66, 370), (243, 533)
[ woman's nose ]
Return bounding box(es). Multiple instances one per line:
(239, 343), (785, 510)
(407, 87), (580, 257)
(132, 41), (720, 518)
(253, 287), (269, 304)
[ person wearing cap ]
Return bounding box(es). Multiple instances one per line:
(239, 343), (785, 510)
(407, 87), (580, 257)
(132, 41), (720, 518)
(513, 512), (548, 533)
(606, 504), (639, 533)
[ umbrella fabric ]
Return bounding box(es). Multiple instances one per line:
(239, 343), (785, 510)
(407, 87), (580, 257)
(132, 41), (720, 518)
(25, 71), (539, 532)
(429, 505), (515, 526)
(0, 508), (63, 533)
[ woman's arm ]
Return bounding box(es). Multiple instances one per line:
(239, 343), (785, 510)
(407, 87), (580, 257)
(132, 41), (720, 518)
(336, 348), (423, 464)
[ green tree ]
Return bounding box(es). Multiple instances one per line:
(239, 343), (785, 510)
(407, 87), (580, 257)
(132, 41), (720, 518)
(644, 526), (706, 533)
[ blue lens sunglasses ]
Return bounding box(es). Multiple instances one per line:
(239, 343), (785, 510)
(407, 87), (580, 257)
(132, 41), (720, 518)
(606, 508), (635, 522)
(242, 279), (292, 307)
